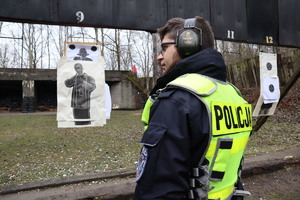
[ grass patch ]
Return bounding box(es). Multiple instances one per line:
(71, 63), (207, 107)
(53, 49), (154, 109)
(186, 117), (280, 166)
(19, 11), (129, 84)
(0, 110), (143, 185)
(0, 111), (299, 185)
(245, 118), (300, 157)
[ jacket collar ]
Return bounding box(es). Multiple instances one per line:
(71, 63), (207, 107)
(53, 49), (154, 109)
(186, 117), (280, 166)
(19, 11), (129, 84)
(150, 48), (226, 95)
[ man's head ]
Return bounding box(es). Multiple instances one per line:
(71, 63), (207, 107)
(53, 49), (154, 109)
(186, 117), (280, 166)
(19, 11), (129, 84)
(157, 16), (214, 75)
(78, 48), (89, 57)
(74, 63), (83, 75)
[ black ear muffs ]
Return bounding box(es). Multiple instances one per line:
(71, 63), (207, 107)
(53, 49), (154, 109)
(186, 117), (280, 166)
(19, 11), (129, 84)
(176, 18), (202, 58)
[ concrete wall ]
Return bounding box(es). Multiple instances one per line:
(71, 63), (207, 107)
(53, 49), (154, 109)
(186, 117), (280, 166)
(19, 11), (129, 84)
(0, 69), (123, 82)
(0, 69), (145, 111)
(109, 74), (145, 110)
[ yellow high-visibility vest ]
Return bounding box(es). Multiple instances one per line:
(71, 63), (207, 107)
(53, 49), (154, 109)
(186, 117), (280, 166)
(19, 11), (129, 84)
(141, 73), (252, 199)
(141, 73), (252, 200)
(167, 73), (252, 200)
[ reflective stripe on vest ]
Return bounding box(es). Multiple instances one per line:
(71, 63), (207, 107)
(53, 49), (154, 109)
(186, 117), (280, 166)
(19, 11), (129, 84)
(167, 74), (252, 200)
(141, 97), (155, 131)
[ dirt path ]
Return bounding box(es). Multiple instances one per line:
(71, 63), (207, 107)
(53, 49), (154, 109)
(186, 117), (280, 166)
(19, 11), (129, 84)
(243, 164), (300, 200)
(1, 148), (299, 200)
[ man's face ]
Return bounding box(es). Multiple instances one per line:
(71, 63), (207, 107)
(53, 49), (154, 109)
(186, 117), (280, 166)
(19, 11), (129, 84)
(81, 52), (87, 57)
(75, 64), (83, 74)
(157, 33), (181, 75)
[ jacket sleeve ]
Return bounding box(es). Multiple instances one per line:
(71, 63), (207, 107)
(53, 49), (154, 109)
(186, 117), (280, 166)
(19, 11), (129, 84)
(134, 89), (210, 200)
(65, 75), (76, 87)
(83, 74), (96, 92)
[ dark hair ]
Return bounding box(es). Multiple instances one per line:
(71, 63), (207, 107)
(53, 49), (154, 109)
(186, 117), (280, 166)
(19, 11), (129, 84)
(157, 16), (214, 50)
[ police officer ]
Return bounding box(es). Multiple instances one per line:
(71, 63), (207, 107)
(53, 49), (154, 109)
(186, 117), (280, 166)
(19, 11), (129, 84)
(134, 16), (252, 200)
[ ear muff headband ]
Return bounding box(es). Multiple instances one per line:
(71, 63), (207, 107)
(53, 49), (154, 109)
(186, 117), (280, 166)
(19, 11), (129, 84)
(176, 18), (203, 58)
(184, 18), (197, 29)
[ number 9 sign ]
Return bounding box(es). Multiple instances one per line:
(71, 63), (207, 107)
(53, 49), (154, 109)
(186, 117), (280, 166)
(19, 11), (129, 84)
(76, 11), (84, 23)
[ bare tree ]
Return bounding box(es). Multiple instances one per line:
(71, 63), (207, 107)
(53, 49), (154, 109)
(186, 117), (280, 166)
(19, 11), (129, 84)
(120, 30), (134, 70)
(217, 40), (261, 65)
(21, 24), (45, 68)
(58, 26), (66, 57)
(0, 22), (156, 77)
(94, 27), (105, 57)
(100, 28), (105, 57)
(0, 22), (3, 34)
(131, 31), (153, 91)
(132, 31), (153, 77)
(46, 25), (51, 69)
(0, 44), (10, 68)
(39, 25), (44, 68)
(104, 29), (122, 71)
(152, 33), (161, 82)
(115, 29), (121, 71)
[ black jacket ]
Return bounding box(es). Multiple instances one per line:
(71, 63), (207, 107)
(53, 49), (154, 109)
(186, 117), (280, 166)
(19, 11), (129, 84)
(135, 48), (227, 200)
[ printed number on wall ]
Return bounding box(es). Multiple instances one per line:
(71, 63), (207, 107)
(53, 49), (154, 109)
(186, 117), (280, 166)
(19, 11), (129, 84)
(227, 30), (235, 39)
(266, 36), (273, 44)
(76, 11), (84, 23)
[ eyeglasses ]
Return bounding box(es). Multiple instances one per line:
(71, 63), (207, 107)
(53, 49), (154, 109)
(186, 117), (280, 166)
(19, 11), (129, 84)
(160, 42), (176, 55)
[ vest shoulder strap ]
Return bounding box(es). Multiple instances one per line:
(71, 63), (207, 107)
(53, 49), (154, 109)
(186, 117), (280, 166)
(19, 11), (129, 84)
(167, 73), (218, 96)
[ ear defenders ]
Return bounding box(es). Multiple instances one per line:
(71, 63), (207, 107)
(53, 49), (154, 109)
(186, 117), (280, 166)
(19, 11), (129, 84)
(176, 18), (203, 58)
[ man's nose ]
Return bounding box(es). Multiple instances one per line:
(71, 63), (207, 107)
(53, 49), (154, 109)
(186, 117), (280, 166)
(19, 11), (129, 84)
(157, 53), (163, 61)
